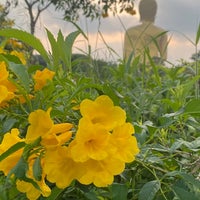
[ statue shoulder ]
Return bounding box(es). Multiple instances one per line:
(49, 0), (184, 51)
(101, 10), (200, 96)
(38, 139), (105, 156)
(125, 24), (144, 35)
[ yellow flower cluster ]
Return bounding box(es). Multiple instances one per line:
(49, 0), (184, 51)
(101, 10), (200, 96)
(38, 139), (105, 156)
(0, 44), (26, 65)
(0, 61), (16, 107)
(10, 50), (27, 65)
(6, 38), (24, 50)
(33, 68), (55, 91)
(0, 60), (55, 106)
(0, 95), (139, 200)
(68, 95), (139, 187)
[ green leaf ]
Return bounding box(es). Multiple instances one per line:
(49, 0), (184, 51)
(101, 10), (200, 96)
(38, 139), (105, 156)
(0, 28), (50, 63)
(46, 29), (80, 72)
(170, 140), (185, 153)
(170, 137), (200, 152)
(2, 118), (17, 133)
(110, 183), (128, 200)
(1, 54), (22, 64)
(146, 50), (161, 85)
(180, 172), (200, 189)
(6, 157), (40, 192)
(64, 30), (81, 72)
(195, 23), (200, 45)
(46, 29), (60, 67)
(84, 191), (99, 200)
(184, 99), (200, 115)
(69, 20), (88, 40)
(8, 62), (30, 92)
(0, 142), (25, 162)
(0, 185), (7, 200)
(45, 186), (63, 200)
(138, 180), (160, 200)
(55, 30), (68, 71)
(7, 157), (28, 179)
(165, 171), (200, 190)
(102, 83), (120, 105)
(183, 137), (200, 151)
(33, 157), (42, 181)
(23, 137), (41, 160)
(163, 109), (184, 118)
(125, 51), (135, 72)
(173, 186), (199, 200)
(0, 54), (9, 64)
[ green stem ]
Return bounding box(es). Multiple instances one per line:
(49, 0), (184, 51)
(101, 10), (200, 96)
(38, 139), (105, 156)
(195, 46), (199, 99)
(136, 159), (168, 200)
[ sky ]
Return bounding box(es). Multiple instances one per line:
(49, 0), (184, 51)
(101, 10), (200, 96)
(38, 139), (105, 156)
(4, 0), (200, 65)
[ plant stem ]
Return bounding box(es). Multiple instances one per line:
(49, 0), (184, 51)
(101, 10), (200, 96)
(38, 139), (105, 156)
(195, 46), (199, 99)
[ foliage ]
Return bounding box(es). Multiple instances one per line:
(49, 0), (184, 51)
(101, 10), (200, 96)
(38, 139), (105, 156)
(0, 3), (14, 46)
(0, 3), (14, 29)
(0, 25), (200, 200)
(6, 0), (136, 23)
(50, 0), (136, 21)
(191, 50), (200, 61)
(5, 0), (51, 34)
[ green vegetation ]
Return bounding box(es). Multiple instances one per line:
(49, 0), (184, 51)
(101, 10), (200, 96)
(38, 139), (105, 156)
(6, 0), (135, 22)
(5, 0), (135, 36)
(0, 23), (200, 200)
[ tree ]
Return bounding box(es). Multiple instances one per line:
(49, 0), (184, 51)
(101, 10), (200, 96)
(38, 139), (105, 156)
(6, 0), (135, 34)
(0, 2), (14, 29)
(51, 0), (136, 21)
(6, 0), (51, 35)
(0, 3), (14, 44)
(24, 0), (51, 35)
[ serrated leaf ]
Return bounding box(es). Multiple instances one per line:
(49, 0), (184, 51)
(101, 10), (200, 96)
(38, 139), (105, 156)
(138, 180), (160, 200)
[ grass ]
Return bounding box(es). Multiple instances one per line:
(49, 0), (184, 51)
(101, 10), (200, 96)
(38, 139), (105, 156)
(0, 24), (200, 199)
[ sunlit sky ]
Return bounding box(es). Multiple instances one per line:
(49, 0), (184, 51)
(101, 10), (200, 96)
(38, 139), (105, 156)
(4, 0), (200, 65)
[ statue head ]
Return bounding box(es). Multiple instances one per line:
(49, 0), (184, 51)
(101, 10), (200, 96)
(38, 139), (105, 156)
(139, 0), (157, 22)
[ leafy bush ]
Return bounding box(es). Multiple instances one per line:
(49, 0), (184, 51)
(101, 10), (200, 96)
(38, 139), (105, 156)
(0, 26), (200, 200)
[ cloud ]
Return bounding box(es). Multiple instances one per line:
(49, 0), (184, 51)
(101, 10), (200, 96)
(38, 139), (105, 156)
(3, 0), (200, 64)
(157, 0), (200, 37)
(167, 34), (197, 64)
